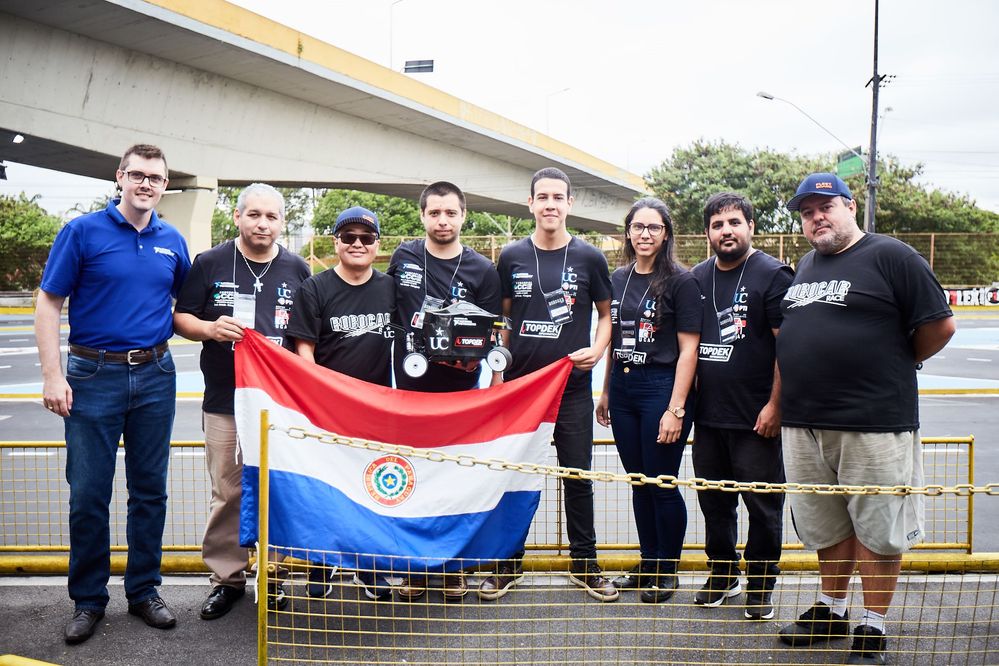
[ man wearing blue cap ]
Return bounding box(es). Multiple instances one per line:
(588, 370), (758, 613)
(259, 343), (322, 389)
(287, 206), (396, 600)
(775, 173), (955, 664)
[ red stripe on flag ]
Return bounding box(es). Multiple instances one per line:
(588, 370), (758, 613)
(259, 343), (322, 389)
(235, 329), (572, 447)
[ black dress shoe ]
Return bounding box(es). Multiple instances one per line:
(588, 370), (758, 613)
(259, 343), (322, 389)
(200, 585), (245, 620)
(128, 596), (177, 629)
(65, 608), (105, 644)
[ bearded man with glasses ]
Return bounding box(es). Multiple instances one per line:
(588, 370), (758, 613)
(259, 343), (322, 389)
(36, 144), (191, 644)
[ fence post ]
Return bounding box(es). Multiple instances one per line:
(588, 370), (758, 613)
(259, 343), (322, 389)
(257, 409), (270, 666)
(929, 233), (936, 271)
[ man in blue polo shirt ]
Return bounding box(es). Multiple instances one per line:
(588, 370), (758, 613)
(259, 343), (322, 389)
(35, 144), (191, 645)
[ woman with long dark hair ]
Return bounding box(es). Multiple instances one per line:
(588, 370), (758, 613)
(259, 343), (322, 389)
(596, 197), (701, 602)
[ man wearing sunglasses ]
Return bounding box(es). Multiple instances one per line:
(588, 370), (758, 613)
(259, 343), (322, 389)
(36, 144), (191, 644)
(287, 206), (396, 600)
(173, 183), (311, 619)
(387, 181), (501, 602)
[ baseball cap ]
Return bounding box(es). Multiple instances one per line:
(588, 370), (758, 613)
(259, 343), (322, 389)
(787, 173), (853, 211)
(333, 206), (380, 236)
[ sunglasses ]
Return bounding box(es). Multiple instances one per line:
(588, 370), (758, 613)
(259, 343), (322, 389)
(336, 231), (379, 246)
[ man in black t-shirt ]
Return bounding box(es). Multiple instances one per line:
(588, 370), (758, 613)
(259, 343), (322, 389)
(690, 192), (793, 621)
(481, 167), (617, 603)
(388, 181), (502, 393)
(775, 174), (955, 663)
(387, 181), (501, 603)
(286, 206), (396, 601)
(175, 183), (311, 620)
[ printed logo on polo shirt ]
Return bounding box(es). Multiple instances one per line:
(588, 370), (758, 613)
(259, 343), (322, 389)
(154, 246), (175, 257)
(784, 280), (852, 308)
(330, 312), (392, 333)
(519, 320), (562, 338)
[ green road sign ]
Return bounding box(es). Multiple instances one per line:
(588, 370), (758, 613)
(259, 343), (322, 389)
(837, 147), (865, 178)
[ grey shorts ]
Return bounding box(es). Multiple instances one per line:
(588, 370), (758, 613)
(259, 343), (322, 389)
(782, 427), (925, 556)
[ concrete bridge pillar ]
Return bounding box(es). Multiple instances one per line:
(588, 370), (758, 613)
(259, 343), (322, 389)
(159, 176), (218, 257)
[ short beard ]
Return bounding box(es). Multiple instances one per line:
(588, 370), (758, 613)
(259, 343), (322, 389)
(713, 242), (749, 264)
(809, 229), (854, 255)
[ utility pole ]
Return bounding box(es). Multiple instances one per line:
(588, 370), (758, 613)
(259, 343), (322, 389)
(865, 0), (881, 233)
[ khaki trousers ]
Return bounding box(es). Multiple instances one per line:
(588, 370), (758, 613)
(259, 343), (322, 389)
(202, 412), (248, 588)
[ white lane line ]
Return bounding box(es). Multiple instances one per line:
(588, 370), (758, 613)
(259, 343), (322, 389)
(7, 451), (56, 457)
(967, 357), (992, 362)
(0, 415), (10, 421)
(172, 353), (195, 358)
(176, 451), (205, 457)
(8, 338), (28, 342)
(0, 365), (11, 369)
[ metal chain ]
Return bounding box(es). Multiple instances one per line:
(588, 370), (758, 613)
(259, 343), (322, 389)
(273, 425), (999, 497)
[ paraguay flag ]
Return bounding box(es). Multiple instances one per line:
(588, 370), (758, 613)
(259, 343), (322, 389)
(234, 329), (572, 572)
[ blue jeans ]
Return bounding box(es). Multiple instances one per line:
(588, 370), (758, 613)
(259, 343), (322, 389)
(64, 349), (176, 610)
(609, 363), (694, 569)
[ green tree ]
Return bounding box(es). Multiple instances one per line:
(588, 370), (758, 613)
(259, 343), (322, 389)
(0, 193), (62, 290)
(211, 185), (322, 245)
(645, 139), (824, 233)
(645, 139), (999, 235)
(311, 189), (422, 236)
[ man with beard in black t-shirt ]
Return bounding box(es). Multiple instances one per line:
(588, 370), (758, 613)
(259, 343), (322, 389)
(690, 192), (793, 621)
(175, 183), (311, 619)
(387, 181), (501, 602)
(776, 173), (954, 664)
(479, 167), (617, 603)
(286, 205), (396, 601)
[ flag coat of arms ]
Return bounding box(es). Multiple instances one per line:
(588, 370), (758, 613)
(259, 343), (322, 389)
(234, 329), (572, 572)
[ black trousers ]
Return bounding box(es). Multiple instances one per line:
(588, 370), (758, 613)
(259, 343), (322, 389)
(692, 424), (784, 587)
(515, 378), (597, 561)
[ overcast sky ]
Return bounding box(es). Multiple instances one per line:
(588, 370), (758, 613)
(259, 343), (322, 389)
(4, 0), (998, 218)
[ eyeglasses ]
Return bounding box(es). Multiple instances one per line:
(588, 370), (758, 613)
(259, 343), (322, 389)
(336, 231), (379, 246)
(122, 170), (167, 187)
(629, 222), (666, 236)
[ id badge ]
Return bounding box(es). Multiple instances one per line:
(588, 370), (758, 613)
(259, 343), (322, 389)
(234, 293), (256, 329)
(411, 295), (444, 328)
(621, 325), (637, 349)
(544, 288), (573, 325)
(717, 306), (737, 344)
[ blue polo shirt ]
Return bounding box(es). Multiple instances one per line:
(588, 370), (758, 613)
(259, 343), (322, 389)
(40, 200), (191, 350)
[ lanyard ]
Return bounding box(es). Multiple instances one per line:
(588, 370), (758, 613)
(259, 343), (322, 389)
(423, 240), (463, 302)
(619, 263), (653, 340)
(531, 237), (570, 294)
(711, 252), (752, 340)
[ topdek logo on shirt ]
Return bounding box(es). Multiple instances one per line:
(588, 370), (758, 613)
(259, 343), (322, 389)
(519, 320), (562, 338)
(784, 280), (851, 308)
(154, 246), (175, 257)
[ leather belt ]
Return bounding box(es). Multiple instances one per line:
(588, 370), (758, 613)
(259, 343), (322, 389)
(69, 342), (169, 365)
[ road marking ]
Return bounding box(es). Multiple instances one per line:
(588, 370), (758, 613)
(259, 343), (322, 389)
(8, 338), (28, 342)
(0, 365), (11, 369)
(176, 450), (205, 457)
(967, 357), (992, 362)
(173, 353), (195, 358)
(7, 451), (55, 457)
(0, 415), (10, 421)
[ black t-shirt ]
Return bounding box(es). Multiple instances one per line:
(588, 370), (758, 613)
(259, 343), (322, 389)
(387, 240), (502, 391)
(286, 269), (396, 387)
(498, 236), (611, 388)
(609, 266), (701, 367)
(777, 233), (952, 432)
(691, 251), (794, 429)
(175, 240), (311, 414)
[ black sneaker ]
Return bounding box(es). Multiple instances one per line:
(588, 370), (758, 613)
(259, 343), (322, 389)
(778, 602), (850, 646)
(845, 625), (887, 665)
(476, 562), (524, 601)
(307, 565), (334, 598)
(694, 575), (742, 607)
(640, 573), (678, 604)
(267, 582), (289, 611)
(743, 591), (775, 620)
(352, 571), (392, 601)
(568, 561), (619, 602)
(612, 563), (645, 590)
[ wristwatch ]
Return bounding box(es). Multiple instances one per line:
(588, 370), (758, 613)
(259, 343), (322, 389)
(667, 405), (685, 419)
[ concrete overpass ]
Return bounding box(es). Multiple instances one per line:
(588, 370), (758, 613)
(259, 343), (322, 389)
(0, 0), (647, 254)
